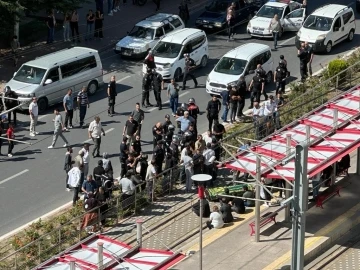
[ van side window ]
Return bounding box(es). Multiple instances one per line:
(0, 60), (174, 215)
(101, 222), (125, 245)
(263, 51), (271, 64)
(246, 58), (257, 73)
(333, 17), (342, 31)
(283, 6), (290, 18)
(171, 18), (183, 28)
(342, 11), (353, 25)
(191, 36), (206, 51)
(61, 56), (97, 79)
(254, 53), (265, 66)
(163, 23), (174, 34)
(180, 43), (192, 59)
(155, 28), (164, 38)
(46, 67), (59, 83)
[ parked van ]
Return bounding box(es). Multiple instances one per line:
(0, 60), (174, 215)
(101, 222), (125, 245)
(206, 43), (273, 95)
(146, 28), (209, 80)
(6, 47), (103, 112)
(295, 4), (356, 53)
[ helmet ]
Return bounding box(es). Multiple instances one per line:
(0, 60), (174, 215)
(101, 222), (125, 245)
(168, 124), (175, 131)
(141, 154), (148, 160)
(172, 135), (179, 144)
(188, 98), (195, 104)
(280, 55), (285, 60)
(165, 114), (170, 119)
(181, 103), (187, 109)
(147, 68), (152, 73)
(4, 86), (11, 93)
(279, 60), (285, 67)
(255, 68), (263, 75)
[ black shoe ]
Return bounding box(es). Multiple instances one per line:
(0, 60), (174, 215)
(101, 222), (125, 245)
(194, 84), (198, 88)
(147, 103), (153, 107)
(159, 107), (162, 110)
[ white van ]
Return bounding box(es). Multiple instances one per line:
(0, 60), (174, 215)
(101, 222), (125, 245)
(295, 4), (356, 53)
(6, 47), (103, 112)
(148, 28), (209, 80)
(206, 43), (273, 95)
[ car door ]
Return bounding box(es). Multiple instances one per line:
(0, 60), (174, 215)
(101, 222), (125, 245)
(190, 36), (206, 65)
(42, 67), (61, 105)
(342, 10), (354, 35)
(283, 8), (304, 31)
(244, 57), (257, 86)
(332, 17), (345, 45)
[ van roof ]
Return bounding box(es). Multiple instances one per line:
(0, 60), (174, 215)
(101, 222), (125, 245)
(26, 47), (99, 69)
(264, 1), (289, 8)
(224, 43), (270, 61)
(312, 4), (350, 18)
(136, 13), (179, 28)
(160, 28), (204, 44)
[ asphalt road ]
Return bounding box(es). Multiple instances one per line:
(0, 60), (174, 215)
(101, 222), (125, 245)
(0, 0), (358, 237)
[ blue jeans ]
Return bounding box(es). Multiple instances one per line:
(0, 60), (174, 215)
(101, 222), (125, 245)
(273, 31), (278, 49)
(107, 0), (113, 13)
(47, 27), (55, 43)
(86, 23), (93, 40)
(79, 106), (87, 126)
(221, 105), (229, 122)
(169, 96), (178, 114)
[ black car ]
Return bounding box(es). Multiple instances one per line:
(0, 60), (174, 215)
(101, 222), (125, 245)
(195, 0), (263, 31)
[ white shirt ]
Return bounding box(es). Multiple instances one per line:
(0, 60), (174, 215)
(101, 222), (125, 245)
(119, 177), (135, 195)
(81, 148), (89, 164)
(182, 155), (193, 170)
(29, 102), (39, 117)
(67, 167), (81, 187)
(180, 148), (188, 161)
(210, 212), (224, 229)
(263, 100), (276, 116)
(203, 148), (215, 165)
(252, 106), (264, 118)
(146, 164), (156, 180)
(203, 134), (213, 145)
(88, 120), (102, 138)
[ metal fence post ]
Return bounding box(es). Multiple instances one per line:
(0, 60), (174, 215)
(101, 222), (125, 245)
(97, 242), (104, 270)
(152, 177), (155, 203)
(136, 219), (143, 248)
(38, 240), (41, 263)
(98, 207), (102, 230)
(58, 229), (62, 253)
(134, 186), (137, 213)
(169, 168), (173, 195)
(336, 75), (339, 89)
(116, 196), (119, 224)
(70, 260), (76, 270)
(78, 217), (82, 241)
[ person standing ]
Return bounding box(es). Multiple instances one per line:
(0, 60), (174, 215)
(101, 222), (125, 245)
(236, 76), (246, 119)
(64, 147), (73, 191)
(107, 0), (114, 16)
(203, 143), (216, 186)
(67, 165), (82, 206)
(88, 116), (105, 158)
(107, 75), (117, 116)
(70, 10), (81, 44)
(6, 123), (15, 157)
(63, 13), (71, 42)
(77, 86), (90, 128)
(95, 0), (104, 13)
(178, 0), (190, 25)
(80, 143), (90, 187)
(206, 95), (221, 132)
(305, 41), (314, 77)
(268, 14), (281, 50)
(226, 9), (235, 41)
(220, 85), (230, 123)
(181, 150), (193, 193)
(182, 54), (198, 90)
(298, 42), (308, 82)
(123, 115), (139, 146)
(85, 10), (95, 41)
(11, 35), (20, 67)
(94, 9), (104, 39)
(144, 51), (156, 69)
(152, 70), (164, 110)
(153, 140), (165, 174)
(4, 86), (18, 126)
(131, 103), (144, 136)
(48, 108), (69, 149)
(63, 89), (74, 129)
(142, 68), (153, 108)
(274, 60), (288, 95)
(249, 70), (265, 109)
(167, 79), (180, 116)
(120, 136), (129, 178)
(229, 85), (239, 124)
(152, 122), (163, 148)
(46, 10), (56, 44)
(29, 97), (39, 137)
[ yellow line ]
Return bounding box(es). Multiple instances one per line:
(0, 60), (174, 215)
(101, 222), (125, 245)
(185, 205), (267, 253)
(263, 202), (360, 270)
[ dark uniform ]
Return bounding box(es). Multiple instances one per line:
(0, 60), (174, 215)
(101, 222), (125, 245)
(193, 152), (204, 175)
(275, 61), (287, 95)
(119, 140), (128, 178)
(152, 71), (163, 109)
(142, 71), (153, 107)
(153, 142), (165, 174)
(163, 118), (172, 134)
(152, 125), (163, 148)
(206, 98), (221, 131)
(237, 80), (246, 117)
(176, 107), (185, 130)
(4, 88), (18, 125)
(250, 73), (264, 108)
(187, 102), (200, 126)
(298, 46), (308, 82)
(131, 140), (142, 157)
(108, 80), (117, 115)
(164, 129), (174, 147)
(182, 56), (198, 90)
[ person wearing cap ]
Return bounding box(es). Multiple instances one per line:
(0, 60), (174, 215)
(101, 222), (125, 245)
(88, 116), (105, 158)
(120, 136), (129, 178)
(274, 60), (288, 95)
(142, 68), (153, 108)
(182, 53), (198, 90)
(3, 86), (18, 126)
(167, 78), (180, 116)
(48, 108), (69, 149)
(176, 111), (195, 134)
(131, 103), (145, 136)
(152, 67), (164, 110)
(153, 140), (165, 174)
(248, 70), (265, 109)
(162, 114), (173, 134)
(206, 95), (221, 132)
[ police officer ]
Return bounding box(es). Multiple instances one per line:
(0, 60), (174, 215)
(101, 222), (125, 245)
(164, 124), (175, 147)
(187, 98), (199, 127)
(182, 53), (198, 90)
(152, 69), (164, 110)
(163, 114), (173, 134)
(305, 41), (314, 77)
(119, 136), (129, 178)
(274, 60), (288, 95)
(152, 122), (163, 148)
(107, 75), (117, 116)
(298, 42), (308, 82)
(142, 68), (153, 108)
(256, 65), (268, 101)
(248, 70), (265, 109)
(206, 96), (221, 132)
(236, 76), (247, 119)
(169, 136), (180, 163)
(153, 140), (165, 174)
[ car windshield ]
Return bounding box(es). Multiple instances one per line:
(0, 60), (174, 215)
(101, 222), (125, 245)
(256, 5), (284, 18)
(303, 15), (333, 31)
(153, 41), (182, 59)
(129, 26), (154, 40)
(13, 65), (46, 84)
(214, 57), (247, 75)
(206, 0), (231, 13)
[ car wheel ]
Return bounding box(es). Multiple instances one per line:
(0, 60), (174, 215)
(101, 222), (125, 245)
(88, 80), (98, 96)
(266, 71), (273, 84)
(38, 97), (48, 113)
(347, 30), (354, 42)
(325, 41), (332, 53)
(200, 55), (208, 67)
(174, 68), (182, 82)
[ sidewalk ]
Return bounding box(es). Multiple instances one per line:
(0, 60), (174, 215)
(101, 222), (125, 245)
(0, 0), (207, 86)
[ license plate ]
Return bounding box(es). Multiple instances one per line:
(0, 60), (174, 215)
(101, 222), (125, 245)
(204, 25), (213, 28)
(254, 30), (263, 34)
(122, 51), (132, 56)
(212, 88), (222, 92)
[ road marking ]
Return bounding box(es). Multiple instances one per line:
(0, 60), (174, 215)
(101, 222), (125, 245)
(116, 75), (131, 83)
(146, 91), (190, 112)
(38, 115), (47, 120)
(83, 128), (115, 143)
(279, 36), (295, 46)
(0, 169), (29, 185)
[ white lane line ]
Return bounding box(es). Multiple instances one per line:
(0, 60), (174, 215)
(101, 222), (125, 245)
(279, 36), (295, 46)
(83, 128), (115, 143)
(38, 115), (47, 120)
(147, 91), (190, 112)
(0, 169), (29, 185)
(116, 75), (131, 83)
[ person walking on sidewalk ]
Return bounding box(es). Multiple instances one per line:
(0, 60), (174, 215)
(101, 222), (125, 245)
(6, 123), (15, 158)
(48, 108), (69, 149)
(77, 86), (90, 128)
(70, 10), (81, 43)
(107, 0), (114, 15)
(29, 97), (39, 137)
(63, 89), (74, 129)
(11, 35), (20, 67)
(88, 116), (105, 158)
(94, 9), (104, 39)
(46, 10), (56, 44)
(63, 13), (71, 41)
(85, 10), (95, 41)
(182, 54), (198, 90)
(167, 79), (180, 116)
(107, 75), (117, 116)
(64, 147), (73, 191)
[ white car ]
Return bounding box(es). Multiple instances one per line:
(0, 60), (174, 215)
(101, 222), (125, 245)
(206, 43), (273, 96)
(115, 13), (184, 58)
(247, 0), (305, 38)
